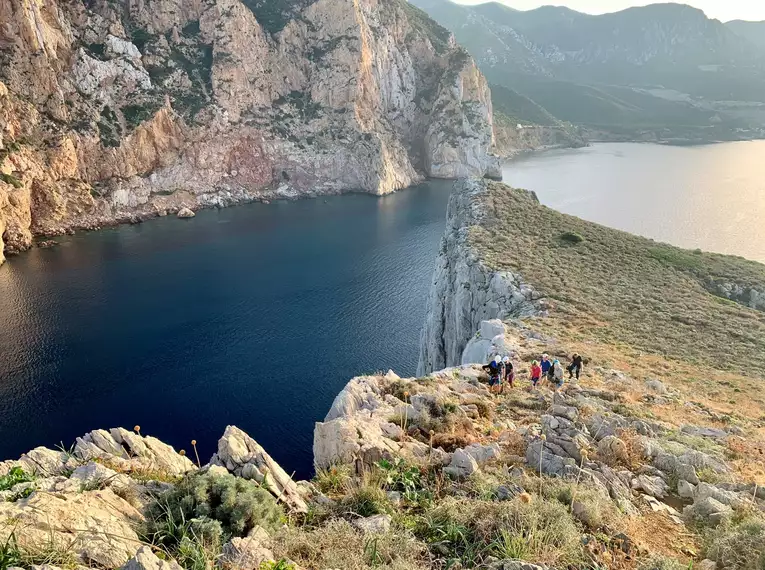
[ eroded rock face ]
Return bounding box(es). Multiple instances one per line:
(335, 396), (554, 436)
(0, 489), (144, 568)
(313, 366), (503, 472)
(211, 425), (308, 513)
(417, 179), (543, 375)
(0, 0), (498, 262)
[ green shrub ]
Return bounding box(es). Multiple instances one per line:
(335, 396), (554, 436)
(342, 484), (390, 518)
(144, 470), (284, 565)
(0, 467), (34, 491)
(314, 464), (353, 495)
(415, 496), (585, 567)
(377, 458), (432, 507)
(539, 478), (625, 532)
(704, 514), (765, 570)
(0, 173), (22, 189)
(273, 518), (429, 570)
(559, 231), (585, 244)
(0, 532), (22, 570)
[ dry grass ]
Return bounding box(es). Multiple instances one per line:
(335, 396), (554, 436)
(703, 511), (765, 570)
(273, 519), (430, 570)
(625, 508), (700, 567)
(471, 182), (765, 377)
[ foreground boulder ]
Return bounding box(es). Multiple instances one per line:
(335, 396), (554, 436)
(211, 425), (308, 513)
(0, 489), (143, 567)
(123, 546), (183, 570)
(74, 428), (195, 476)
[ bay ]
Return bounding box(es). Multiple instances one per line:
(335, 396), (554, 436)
(0, 181), (453, 478)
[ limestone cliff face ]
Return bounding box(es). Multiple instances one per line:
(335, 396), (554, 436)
(0, 0), (499, 262)
(417, 178), (541, 375)
(492, 116), (588, 158)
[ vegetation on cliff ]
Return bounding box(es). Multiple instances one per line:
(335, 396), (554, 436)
(471, 182), (765, 378)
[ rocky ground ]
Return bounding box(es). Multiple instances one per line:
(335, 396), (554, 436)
(1, 319), (763, 570)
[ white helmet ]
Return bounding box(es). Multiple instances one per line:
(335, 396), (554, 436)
(502, 355), (510, 363)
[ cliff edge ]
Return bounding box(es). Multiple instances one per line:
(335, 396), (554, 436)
(0, 0), (500, 263)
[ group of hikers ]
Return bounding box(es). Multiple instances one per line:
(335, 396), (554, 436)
(482, 352), (583, 395)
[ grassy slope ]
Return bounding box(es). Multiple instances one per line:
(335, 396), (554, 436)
(471, 182), (765, 378)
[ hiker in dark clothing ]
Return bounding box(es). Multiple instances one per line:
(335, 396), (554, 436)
(502, 356), (514, 389)
(540, 354), (552, 384)
(482, 357), (502, 394)
(567, 353), (583, 380)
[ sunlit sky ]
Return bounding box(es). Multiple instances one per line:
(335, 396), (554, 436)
(453, 0), (765, 22)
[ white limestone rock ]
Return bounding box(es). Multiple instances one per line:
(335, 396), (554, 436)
(211, 426), (308, 513)
(122, 546), (183, 570)
(353, 514), (392, 534)
(598, 435), (629, 465)
(219, 534), (274, 570)
(444, 448), (479, 478)
(418, 179), (543, 375)
(678, 479), (696, 499)
(0, 488), (143, 568)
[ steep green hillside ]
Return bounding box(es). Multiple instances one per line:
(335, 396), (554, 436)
(488, 84), (559, 126)
(472, 182), (765, 376)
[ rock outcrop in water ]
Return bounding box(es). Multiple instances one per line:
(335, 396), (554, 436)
(0, 0), (499, 263)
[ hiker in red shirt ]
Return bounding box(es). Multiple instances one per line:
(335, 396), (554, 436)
(530, 360), (542, 388)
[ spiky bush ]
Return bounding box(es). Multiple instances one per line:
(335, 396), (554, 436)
(144, 470), (284, 560)
(704, 514), (765, 570)
(637, 555), (686, 570)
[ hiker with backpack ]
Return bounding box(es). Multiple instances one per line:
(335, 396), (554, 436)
(482, 356), (502, 395)
(540, 354), (553, 385)
(567, 353), (583, 380)
(551, 359), (565, 391)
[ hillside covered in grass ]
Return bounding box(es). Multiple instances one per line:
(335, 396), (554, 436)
(471, 182), (765, 378)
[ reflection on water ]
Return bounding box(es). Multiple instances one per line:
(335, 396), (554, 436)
(503, 141), (765, 263)
(0, 181), (453, 478)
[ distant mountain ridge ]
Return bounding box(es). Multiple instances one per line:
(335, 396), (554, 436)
(410, 0), (765, 141)
(726, 20), (765, 50)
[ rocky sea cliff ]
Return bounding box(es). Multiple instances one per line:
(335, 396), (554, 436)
(1, 179), (764, 570)
(0, 0), (501, 264)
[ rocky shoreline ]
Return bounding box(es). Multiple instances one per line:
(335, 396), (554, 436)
(0, 0), (502, 265)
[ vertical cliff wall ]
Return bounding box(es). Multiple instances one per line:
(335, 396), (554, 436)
(0, 0), (500, 263)
(417, 178), (541, 375)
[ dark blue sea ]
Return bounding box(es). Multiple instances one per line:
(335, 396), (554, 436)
(0, 181), (453, 479)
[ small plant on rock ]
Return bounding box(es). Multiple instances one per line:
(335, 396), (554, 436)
(559, 231), (584, 244)
(0, 532), (22, 570)
(377, 458), (431, 506)
(314, 464), (353, 495)
(0, 467), (34, 492)
(637, 555), (687, 570)
(144, 470), (283, 568)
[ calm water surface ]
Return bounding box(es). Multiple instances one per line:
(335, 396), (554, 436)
(503, 141), (765, 263)
(0, 182), (453, 478)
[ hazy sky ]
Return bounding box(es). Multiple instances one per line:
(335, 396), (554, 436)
(453, 0), (765, 22)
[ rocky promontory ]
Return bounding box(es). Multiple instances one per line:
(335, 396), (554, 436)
(1, 178), (764, 570)
(0, 0), (500, 264)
